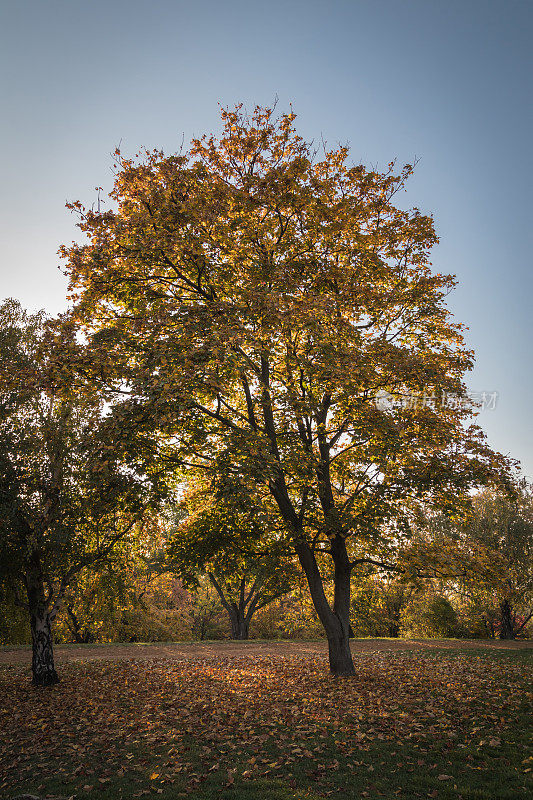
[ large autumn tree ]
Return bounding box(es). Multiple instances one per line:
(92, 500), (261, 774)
(62, 105), (510, 675)
(0, 299), (160, 685)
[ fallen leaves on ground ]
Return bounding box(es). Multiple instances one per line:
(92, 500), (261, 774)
(0, 652), (531, 798)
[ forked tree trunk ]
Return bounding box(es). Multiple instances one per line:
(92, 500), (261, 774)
(261, 362), (354, 675)
(229, 609), (250, 640)
(207, 573), (255, 641)
(25, 556), (59, 686)
(295, 534), (355, 677)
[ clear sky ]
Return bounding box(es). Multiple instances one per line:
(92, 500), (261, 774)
(1, 0), (532, 477)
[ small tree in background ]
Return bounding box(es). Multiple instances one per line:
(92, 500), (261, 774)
(0, 585), (30, 645)
(167, 478), (296, 639)
(54, 517), (193, 644)
(458, 487), (533, 639)
(350, 573), (417, 638)
(187, 578), (227, 640)
(402, 592), (459, 638)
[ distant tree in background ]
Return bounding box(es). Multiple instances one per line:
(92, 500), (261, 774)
(350, 573), (417, 638)
(458, 487), (533, 639)
(401, 592), (459, 638)
(187, 578), (227, 641)
(167, 477), (296, 639)
(0, 585), (29, 645)
(53, 516), (193, 644)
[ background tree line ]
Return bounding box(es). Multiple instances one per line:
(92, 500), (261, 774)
(2, 382), (531, 648)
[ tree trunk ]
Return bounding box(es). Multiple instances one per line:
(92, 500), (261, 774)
(499, 599), (516, 640)
(329, 534), (355, 675)
(327, 633), (355, 675)
(65, 602), (94, 643)
(25, 556), (59, 686)
(208, 573), (254, 640)
(229, 608), (250, 640)
(295, 535), (355, 676)
(388, 622), (400, 638)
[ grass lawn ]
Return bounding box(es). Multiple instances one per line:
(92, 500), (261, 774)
(1, 645), (531, 799)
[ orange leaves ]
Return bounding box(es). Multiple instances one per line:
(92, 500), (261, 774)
(0, 648), (531, 797)
(53, 105), (519, 669)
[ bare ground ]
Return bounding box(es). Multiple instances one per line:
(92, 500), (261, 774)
(0, 637), (531, 667)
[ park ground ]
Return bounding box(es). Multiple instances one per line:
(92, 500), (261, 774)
(1, 640), (531, 800)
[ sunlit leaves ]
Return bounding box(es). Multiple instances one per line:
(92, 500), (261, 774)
(59, 105), (514, 664)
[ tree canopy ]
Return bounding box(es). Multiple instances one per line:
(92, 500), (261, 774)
(61, 105), (512, 675)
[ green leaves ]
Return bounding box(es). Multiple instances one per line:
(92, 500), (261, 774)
(0, 299), (163, 681)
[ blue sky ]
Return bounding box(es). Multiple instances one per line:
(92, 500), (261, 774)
(1, 0), (532, 477)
